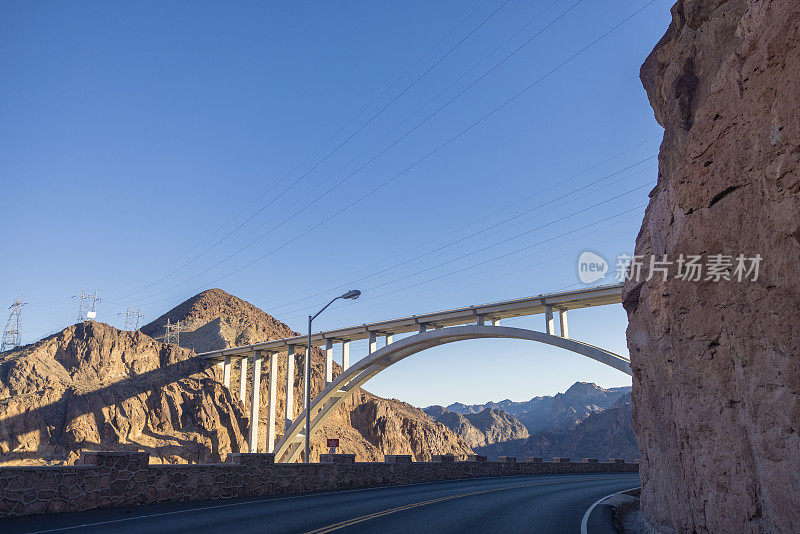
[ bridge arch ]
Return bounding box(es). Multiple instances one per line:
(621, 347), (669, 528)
(274, 325), (630, 462)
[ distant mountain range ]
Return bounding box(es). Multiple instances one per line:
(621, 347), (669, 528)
(426, 382), (638, 461)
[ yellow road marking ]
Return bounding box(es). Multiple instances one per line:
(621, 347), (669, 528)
(303, 477), (612, 534)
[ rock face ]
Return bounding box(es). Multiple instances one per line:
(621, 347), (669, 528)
(143, 289), (472, 462)
(472, 394), (639, 462)
(0, 322), (248, 465)
(627, 1), (800, 531)
(445, 382), (631, 433)
(424, 406), (529, 448)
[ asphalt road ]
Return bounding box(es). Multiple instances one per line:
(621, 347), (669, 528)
(2, 473), (640, 534)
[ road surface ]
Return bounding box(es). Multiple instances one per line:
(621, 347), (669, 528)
(2, 473), (640, 534)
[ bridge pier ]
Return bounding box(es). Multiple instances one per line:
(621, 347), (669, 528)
(249, 351), (263, 453)
(559, 309), (569, 338)
(285, 345), (295, 430)
(238, 357), (248, 403)
(369, 332), (377, 354)
(267, 352), (278, 453)
(342, 340), (350, 371)
(325, 339), (333, 383)
(544, 306), (554, 335)
(222, 356), (231, 388)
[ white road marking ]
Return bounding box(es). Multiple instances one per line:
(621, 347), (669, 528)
(580, 486), (640, 534)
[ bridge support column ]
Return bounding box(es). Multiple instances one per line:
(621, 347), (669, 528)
(342, 340), (350, 371)
(249, 351), (263, 453)
(369, 332), (377, 354)
(490, 318), (499, 326)
(545, 306), (555, 335)
(385, 333), (393, 345)
(477, 316), (485, 326)
(559, 309), (569, 338)
(285, 345), (295, 430)
(267, 352), (278, 453)
(325, 339), (333, 383)
(239, 357), (248, 404)
(223, 356), (231, 388)
(418, 324), (427, 334)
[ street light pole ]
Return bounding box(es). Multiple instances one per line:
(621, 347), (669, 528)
(304, 290), (360, 463)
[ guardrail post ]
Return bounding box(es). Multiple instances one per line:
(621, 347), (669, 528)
(342, 340), (350, 371)
(559, 309), (569, 338)
(325, 339), (333, 383)
(285, 345), (295, 430)
(267, 352), (278, 453)
(249, 351), (263, 453)
(545, 305), (554, 335)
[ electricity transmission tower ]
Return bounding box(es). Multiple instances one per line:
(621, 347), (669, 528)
(76, 289), (101, 323)
(1, 297), (26, 352)
(164, 319), (183, 345)
(124, 306), (145, 331)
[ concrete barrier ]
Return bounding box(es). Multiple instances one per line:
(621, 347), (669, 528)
(384, 455), (412, 463)
(0, 451), (638, 518)
(465, 454), (487, 462)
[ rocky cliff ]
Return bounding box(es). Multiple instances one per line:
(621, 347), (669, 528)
(142, 289), (472, 462)
(0, 322), (248, 465)
(424, 406), (529, 448)
(445, 382), (631, 433)
(469, 394), (639, 461)
(627, 0), (800, 531)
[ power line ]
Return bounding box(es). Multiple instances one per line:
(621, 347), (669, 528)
(113, 0), (510, 301)
(128, 0), (597, 305)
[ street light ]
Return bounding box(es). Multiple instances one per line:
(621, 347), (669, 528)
(305, 289), (360, 463)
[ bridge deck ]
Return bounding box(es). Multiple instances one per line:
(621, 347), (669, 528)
(198, 283), (623, 362)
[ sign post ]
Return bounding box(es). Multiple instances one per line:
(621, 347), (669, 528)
(326, 438), (339, 455)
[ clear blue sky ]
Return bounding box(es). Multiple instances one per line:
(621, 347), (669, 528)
(0, 0), (670, 406)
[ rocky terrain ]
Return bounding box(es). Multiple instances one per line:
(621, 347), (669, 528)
(626, 0), (800, 531)
(0, 322), (247, 465)
(445, 382), (631, 433)
(423, 406), (529, 448)
(0, 289), (472, 465)
(427, 382), (637, 460)
(140, 288), (472, 462)
(474, 394), (639, 461)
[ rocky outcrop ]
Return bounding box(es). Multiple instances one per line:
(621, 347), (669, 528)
(424, 406), (529, 448)
(475, 394), (639, 462)
(627, 1), (800, 531)
(445, 382), (631, 433)
(0, 322), (248, 465)
(142, 289), (472, 462)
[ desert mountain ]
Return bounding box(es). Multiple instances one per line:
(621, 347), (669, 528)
(445, 382), (631, 433)
(424, 406), (529, 448)
(474, 393), (639, 461)
(0, 321), (247, 465)
(141, 288), (472, 462)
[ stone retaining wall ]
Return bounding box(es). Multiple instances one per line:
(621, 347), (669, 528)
(0, 452), (638, 518)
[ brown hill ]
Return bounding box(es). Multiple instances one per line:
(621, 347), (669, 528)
(0, 321), (247, 465)
(141, 288), (472, 462)
(424, 406), (529, 448)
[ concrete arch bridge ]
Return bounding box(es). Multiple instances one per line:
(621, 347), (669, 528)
(199, 283), (629, 463)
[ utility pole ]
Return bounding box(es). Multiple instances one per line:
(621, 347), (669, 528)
(1, 296), (26, 352)
(124, 306), (144, 331)
(76, 289), (101, 323)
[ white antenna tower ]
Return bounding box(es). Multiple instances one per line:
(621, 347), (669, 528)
(1, 296), (27, 352)
(76, 289), (101, 322)
(124, 306), (145, 331)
